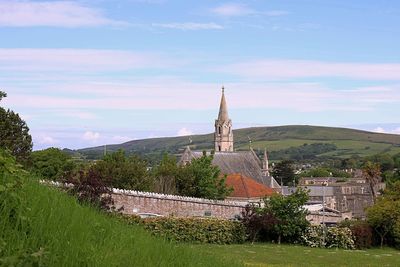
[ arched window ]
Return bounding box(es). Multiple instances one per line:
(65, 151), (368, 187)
(218, 126), (221, 135)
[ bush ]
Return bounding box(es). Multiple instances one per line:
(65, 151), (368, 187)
(301, 226), (355, 249)
(326, 227), (355, 249)
(339, 220), (373, 249)
(129, 217), (246, 244)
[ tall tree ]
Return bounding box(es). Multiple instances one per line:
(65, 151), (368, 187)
(362, 161), (382, 204)
(0, 90), (32, 163)
(263, 188), (309, 244)
(152, 153), (178, 194)
(31, 148), (76, 181)
(272, 160), (296, 186)
(367, 181), (400, 248)
(176, 154), (232, 200)
(91, 150), (152, 191)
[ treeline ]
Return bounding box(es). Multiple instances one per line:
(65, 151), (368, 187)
(30, 148), (232, 200)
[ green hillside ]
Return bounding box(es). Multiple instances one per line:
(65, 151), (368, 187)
(76, 125), (400, 162)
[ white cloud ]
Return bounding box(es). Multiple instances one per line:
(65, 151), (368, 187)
(37, 134), (59, 145)
(153, 22), (223, 30)
(177, 127), (193, 136)
(0, 1), (127, 28)
(0, 49), (173, 72)
(211, 3), (253, 17)
(221, 59), (400, 81)
(373, 127), (386, 133)
(211, 3), (288, 17)
(5, 80), (400, 113)
(82, 131), (100, 142)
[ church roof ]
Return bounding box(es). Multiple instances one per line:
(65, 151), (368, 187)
(226, 174), (275, 199)
(217, 87), (230, 123)
(189, 150), (266, 185)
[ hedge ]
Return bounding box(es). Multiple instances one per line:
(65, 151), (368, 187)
(122, 215), (246, 244)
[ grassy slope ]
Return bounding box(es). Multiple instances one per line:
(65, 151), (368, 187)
(77, 125), (400, 160)
(0, 178), (239, 267)
(196, 243), (400, 267)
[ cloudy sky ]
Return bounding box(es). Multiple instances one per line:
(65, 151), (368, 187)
(1, 0), (400, 150)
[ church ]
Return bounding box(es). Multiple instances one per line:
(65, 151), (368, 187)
(180, 87), (281, 199)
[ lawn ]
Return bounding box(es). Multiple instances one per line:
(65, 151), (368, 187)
(195, 243), (400, 267)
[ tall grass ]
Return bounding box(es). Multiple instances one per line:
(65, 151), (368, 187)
(1, 176), (239, 266)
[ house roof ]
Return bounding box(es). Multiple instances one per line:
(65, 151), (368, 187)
(189, 150), (266, 185)
(226, 174), (275, 199)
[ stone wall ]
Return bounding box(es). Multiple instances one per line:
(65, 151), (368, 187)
(112, 188), (248, 219)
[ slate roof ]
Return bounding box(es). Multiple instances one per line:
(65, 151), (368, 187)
(188, 150), (267, 185)
(226, 174), (275, 199)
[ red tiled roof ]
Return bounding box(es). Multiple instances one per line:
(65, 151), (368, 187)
(226, 173), (275, 198)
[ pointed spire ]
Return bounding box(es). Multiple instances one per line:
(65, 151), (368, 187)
(217, 86), (229, 122)
(263, 148), (270, 177)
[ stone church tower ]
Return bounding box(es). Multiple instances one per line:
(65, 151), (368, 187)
(214, 87), (233, 152)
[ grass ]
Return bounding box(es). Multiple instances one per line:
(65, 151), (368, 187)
(0, 177), (240, 267)
(236, 139), (400, 159)
(195, 243), (400, 267)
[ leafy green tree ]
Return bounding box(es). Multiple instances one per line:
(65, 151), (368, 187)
(301, 167), (331, 177)
(367, 181), (400, 248)
(91, 150), (152, 191)
(262, 188), (309, 244)
(0, 90), (32, 163)
(152, 153), (178, 194)
(362, 161), (382, 204)
(31, 148), (76, 180)
(176, 154), (232, 200)
(272, 160), (296, 186)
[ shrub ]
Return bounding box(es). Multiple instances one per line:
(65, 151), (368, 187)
(133, 217), (246, 244)
(300, 225), (325, 248)
(339, 220), (373, 249)
(326, 227), (355, 249)
(301, 226), (355, 249)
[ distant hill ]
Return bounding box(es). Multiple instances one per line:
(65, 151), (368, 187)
(75, 125), (400, 162)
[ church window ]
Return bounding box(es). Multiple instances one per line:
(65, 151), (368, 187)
(218, 145), (221, 151)
(218, 126), (221, 135)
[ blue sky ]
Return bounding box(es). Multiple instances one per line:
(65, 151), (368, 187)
(1, 0), (400, 149)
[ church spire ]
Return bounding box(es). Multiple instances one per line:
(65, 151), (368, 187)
(217, 86), (229, 122)
(214, 86), (233, 152)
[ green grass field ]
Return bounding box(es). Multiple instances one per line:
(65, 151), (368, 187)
(195, 243), (400, 267)
(236, 139), (400, 159)
(0, 177), (239, 267)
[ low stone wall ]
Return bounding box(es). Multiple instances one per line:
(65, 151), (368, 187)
(112, 189), (248, 219)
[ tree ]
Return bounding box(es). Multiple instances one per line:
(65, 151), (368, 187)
(272, 160), (296, 186)
(31, 148), (76, 180)
(91, 150), (152, 191)
(152, 153), (178, 194)
(262, 188), (309, 244)
(63, 168), (114, 211)
(362, 161), (382, 204)
(366, 181), (400, 248)
(0, 90), (32, 163)
(176, 154), (232, 200)
(240, 204), (278, 244)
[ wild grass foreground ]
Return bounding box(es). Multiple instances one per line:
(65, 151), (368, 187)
(0, 151), (238, 266)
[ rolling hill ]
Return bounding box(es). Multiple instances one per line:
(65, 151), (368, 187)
(75, 125), (400, 162)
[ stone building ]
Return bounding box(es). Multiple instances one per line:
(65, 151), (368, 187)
(180, 87), (281, 193)
(298, 177), (383, 219)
